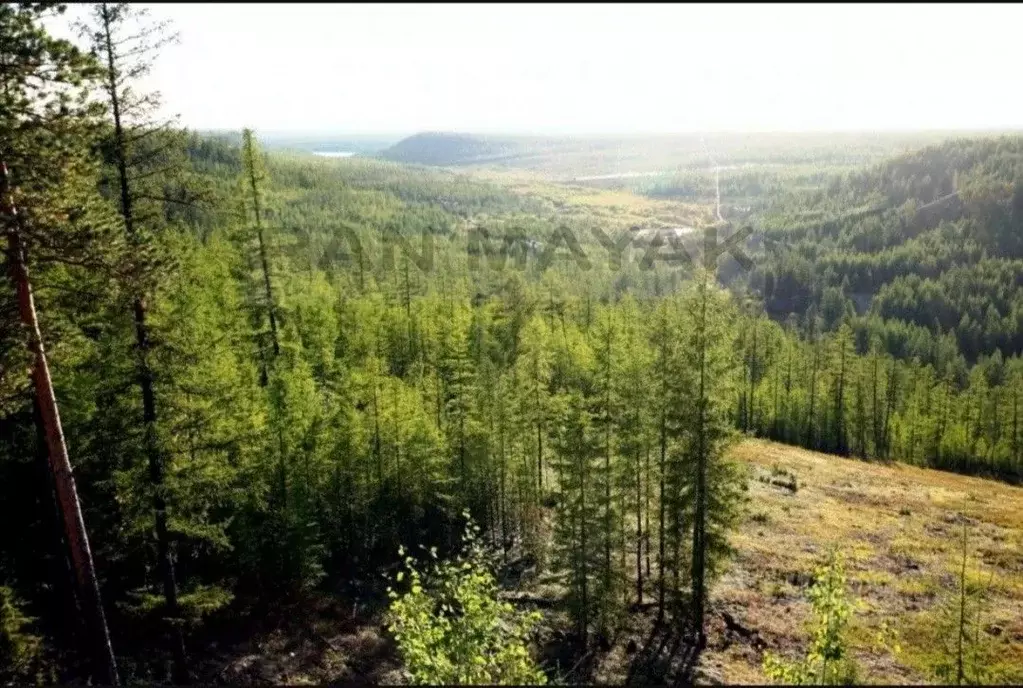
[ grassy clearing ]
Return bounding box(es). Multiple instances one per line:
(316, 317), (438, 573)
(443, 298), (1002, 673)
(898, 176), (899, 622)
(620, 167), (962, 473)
(471, 167), (715, 229)
(705, 439), (1023, 684)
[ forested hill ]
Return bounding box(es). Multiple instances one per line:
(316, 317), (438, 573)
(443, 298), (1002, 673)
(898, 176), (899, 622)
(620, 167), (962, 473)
(379, 132), (549, 166)
(379, 130), (966, 178)
(752, 136), (1023, 363)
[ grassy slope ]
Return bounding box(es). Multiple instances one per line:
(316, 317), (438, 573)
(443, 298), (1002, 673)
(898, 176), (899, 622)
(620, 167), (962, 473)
(700, 440), (1023, 685)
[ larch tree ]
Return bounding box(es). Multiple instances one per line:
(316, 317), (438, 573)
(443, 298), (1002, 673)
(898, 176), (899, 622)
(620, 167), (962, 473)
(82, 3), (190, 679)
(678, 270), (743, 646)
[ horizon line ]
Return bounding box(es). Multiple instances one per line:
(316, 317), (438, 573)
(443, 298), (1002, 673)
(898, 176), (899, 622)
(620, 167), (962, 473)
(192, 126), (1023, 139)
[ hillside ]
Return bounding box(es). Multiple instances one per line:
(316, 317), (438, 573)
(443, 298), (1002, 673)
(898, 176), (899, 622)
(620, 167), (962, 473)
(379, 130), (978, 180)
(192, 130), (403, 156)
(747, 136), (1023, 363)
(188, 438), (1023, 685)
(704, 440), (1023, 684)
(9, 6), (1023, 687)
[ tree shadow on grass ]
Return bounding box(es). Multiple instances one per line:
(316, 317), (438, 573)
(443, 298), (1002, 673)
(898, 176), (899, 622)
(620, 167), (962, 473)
(625, 616), (702, 686)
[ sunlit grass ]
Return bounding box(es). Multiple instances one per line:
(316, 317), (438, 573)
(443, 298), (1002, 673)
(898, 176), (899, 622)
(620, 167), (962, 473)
(706, 439), (1023, 684)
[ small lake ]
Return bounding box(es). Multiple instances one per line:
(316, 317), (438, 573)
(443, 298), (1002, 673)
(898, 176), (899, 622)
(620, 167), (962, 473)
(312, 151), (356, 158)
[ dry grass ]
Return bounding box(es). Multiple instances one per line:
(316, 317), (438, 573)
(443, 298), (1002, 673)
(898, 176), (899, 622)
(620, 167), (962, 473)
(703, 439), (1023, 684)
(470, 167), (714, 229)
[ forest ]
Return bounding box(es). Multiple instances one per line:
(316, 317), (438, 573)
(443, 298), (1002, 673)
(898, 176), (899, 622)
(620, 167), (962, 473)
(2, 3), (1023, 686)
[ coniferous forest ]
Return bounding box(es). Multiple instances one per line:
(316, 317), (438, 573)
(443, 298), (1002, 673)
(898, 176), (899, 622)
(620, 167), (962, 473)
(3, 4), (1023, 685)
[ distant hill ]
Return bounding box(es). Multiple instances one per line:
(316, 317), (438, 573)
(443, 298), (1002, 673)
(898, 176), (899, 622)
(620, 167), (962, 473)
(378, 130), (995, 180)
(195, 130), (403, 156)
(378, 132), (576, 167)
(260, 132), (403, 155)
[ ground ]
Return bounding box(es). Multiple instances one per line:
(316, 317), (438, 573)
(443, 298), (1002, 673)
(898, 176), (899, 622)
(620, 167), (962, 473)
(194, 438), (1023, 685)
(700, 439), (1023, 685)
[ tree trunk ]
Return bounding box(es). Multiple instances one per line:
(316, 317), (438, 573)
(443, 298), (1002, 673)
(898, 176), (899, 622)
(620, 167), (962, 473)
(636, 444), (643, 605)
(835, 339), (847, 456)
(535, 354), (544, 494)
(807, 341), (819, 449)
(603, 328), (612, 618)
(644, 443), (651, 580)
(748, 320), (758, 432)
(1012, 388), (1019, 473)
(243, 129), (280, 359)
(2, 160), (119, 685)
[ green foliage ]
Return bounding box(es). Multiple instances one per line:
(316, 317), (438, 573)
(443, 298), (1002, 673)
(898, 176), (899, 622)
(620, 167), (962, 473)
(0, 586), (48, 685)
(763, 551), (860, 686)
(755, 136), (1023, 366)
(386, 514), (547, 686)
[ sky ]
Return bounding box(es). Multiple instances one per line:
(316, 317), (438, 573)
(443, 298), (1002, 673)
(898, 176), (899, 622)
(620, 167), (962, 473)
(49, 3), (1023, 135)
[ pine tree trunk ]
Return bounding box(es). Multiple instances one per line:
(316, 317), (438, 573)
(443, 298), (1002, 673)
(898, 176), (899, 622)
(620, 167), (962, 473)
(35, 399), (86, 675)
(636, 444), (643, 605)
(535, 354), (543, 493)
(603, 329), (612, 621)
(871, 352), (881, 456)
(1012, 388), (1019, 473)
(644, 443), (651, 580)
(772, 342), (780, 439)
(785, 346), (793, 443)
(579, 436), (589, 648)
(749, 320), (758, 432)
(2, 162), (120, 685)
(882, 361), (897, 459)
(835, 340), (847, 456)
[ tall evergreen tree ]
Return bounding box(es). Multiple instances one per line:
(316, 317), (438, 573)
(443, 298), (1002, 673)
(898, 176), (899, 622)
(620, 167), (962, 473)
(83, 3), (190, 678)
(678, 270), (743, 645)
(0, 3), (119, 682)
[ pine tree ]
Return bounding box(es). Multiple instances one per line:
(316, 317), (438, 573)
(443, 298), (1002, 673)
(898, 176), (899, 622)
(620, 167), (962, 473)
(648, 297), (681, 623)
(0, 4), (119, 682)
(589, 308), (627, 638)
(829, 325), (854, 457)
(240, 128), (280, 379)
(613, 296), (652, 605)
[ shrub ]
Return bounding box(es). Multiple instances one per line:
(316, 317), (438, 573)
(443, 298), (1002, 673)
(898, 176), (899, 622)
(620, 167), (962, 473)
(763, 551), (860, 685)
(385, 514), (547, 685)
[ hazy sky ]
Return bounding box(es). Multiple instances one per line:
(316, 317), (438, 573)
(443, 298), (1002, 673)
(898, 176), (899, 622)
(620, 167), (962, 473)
(51, 3), (1023, 135)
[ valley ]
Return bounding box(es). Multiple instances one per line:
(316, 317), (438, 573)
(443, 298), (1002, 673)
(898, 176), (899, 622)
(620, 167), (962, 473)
(3, 6), (1023, 685)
